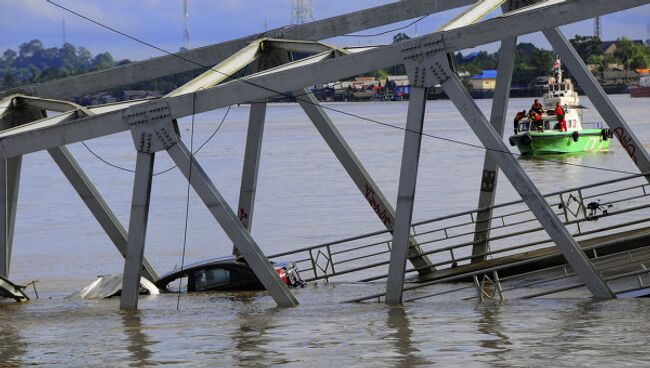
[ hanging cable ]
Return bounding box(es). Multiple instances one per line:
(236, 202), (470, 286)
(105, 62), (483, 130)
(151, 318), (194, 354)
(81, 105), (231, 176)
(176, 91), (199, 310)
(46, 0), (637, 176)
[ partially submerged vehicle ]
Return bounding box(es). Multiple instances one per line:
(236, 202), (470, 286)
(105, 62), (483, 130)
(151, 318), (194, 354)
(155, 256), (305, 292)
(509, 58), (612, 155)
(76, 274), (159, 299)
(76, 255), (305, 298)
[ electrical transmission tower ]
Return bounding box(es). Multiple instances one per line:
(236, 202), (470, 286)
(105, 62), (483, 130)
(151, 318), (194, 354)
(291, 0), (314, 25)
(594, 16), (602, 39)
(183, 0), (190, 49)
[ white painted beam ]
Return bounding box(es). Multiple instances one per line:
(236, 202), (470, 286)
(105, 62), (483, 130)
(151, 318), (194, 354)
(167, 40), (263, 97)
(440, 0), (506, 30)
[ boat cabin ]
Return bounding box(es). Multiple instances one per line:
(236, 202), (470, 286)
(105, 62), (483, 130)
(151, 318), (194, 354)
(515, 58), (584, 133)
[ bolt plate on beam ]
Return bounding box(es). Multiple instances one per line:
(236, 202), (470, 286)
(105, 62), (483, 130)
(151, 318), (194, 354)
(401, 35), (451, 87)
(124, 100), (177, 153)
(480, 170), (497, 192)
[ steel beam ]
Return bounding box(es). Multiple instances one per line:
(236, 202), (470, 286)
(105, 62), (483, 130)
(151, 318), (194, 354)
(470, 36), (518, 263)
(385, 87), (428, 304)
(440, 68), (614, 299)
(0, 0), (644, 158)
(14, 95), (80, 113)
(6, 0), (473, 99)
(233, 100), (267, 256)
(440, 0), (506, 30)
(167, 40), (263, 97)
(48, 146), (158, 281)
(544, 28), (650, 174)
(0, 106), (41, 277)
(296, 89), (434, 274)
(120, 152), (155, 311)
(0, 157), (21, 277)
(0, 159), (8, 277)
(166, 139), (298, 307)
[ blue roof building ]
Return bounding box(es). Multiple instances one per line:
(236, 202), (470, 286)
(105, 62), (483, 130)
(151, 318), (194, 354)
(469, 70), (498, 90)
(471, 70), (498, 79)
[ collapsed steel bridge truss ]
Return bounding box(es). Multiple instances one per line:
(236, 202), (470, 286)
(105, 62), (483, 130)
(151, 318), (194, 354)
(1, 0), (649, 309)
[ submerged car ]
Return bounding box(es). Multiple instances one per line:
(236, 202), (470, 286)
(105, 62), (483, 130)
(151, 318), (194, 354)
(155, 256), (305, 292)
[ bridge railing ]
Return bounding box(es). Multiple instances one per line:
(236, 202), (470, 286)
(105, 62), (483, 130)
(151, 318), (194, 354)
(269, 173), (650, 284)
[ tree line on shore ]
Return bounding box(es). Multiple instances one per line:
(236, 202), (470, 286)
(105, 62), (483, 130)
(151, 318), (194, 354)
(2, 35), (649, 94)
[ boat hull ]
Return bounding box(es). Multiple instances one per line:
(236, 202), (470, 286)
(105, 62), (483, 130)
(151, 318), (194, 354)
(509, 129), (611, 155)
(630, 86), (650, 98)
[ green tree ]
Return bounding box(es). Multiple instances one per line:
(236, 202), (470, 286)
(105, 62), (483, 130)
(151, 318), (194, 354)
(615, 37), (650, 69)
(570, 35), (602, 63)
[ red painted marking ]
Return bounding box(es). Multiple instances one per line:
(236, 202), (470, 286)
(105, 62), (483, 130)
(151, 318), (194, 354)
(364, 184), (392, 227)
(238, 208), (249, 222)
(613, 127), (637, 163)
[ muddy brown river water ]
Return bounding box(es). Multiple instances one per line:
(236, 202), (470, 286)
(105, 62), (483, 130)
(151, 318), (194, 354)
(1, 96), (649, 366)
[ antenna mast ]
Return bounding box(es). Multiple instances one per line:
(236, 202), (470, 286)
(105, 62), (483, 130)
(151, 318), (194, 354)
(291, 0), (314, 25)
(62, 18), (67, 45)
(594, 17), (602, 39)
(183, 0), (190, 49)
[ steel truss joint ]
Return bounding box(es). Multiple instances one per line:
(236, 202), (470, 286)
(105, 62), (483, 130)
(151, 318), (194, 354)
(401, 35), (451, 88)
(124, 100), (177, 153)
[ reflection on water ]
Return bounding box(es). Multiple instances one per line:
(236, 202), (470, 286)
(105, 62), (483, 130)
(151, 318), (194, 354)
(386, 306), (430, 367)
(121, 313), (156, 367)
(0, 314), (25, 367)
(476, 302), (511, 360)
(232, 297), (280, 367)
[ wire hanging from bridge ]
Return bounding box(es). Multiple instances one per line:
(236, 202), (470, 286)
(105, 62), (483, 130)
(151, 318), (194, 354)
(80, 105), (231, 177)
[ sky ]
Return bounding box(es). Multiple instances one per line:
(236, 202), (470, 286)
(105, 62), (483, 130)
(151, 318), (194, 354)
(1, 0), (649, 61)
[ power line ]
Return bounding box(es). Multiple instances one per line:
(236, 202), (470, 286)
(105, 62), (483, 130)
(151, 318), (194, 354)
(338, 15), (431, 38)
(46, 0), (636, 176)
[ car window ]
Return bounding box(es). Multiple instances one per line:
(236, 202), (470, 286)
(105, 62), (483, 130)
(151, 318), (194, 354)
(193, 268), (230, 290)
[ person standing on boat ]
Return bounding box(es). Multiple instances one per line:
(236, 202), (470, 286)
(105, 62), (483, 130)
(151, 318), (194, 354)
(529, 99), (545, 131)
(513, 110), (526, 134)
(554, 102), (567, 132)
(531, 99), (544, 115)
(528, 109), (543, 131)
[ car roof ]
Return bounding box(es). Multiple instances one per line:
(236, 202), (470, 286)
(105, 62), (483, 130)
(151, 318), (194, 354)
(155, 255), (242, 284)
(154, 255), (289, 286)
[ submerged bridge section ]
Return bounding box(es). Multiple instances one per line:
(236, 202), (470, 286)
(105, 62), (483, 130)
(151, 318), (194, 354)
(267, 173), (650, 301)
(1, 0), (649, 310)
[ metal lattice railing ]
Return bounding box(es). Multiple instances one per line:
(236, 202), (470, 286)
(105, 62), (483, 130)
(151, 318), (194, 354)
(269, 173), (650, 288)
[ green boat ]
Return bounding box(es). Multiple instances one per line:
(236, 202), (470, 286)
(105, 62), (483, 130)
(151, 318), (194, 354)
(509, 129), (611, 155)
(509, 58), (613, 155)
